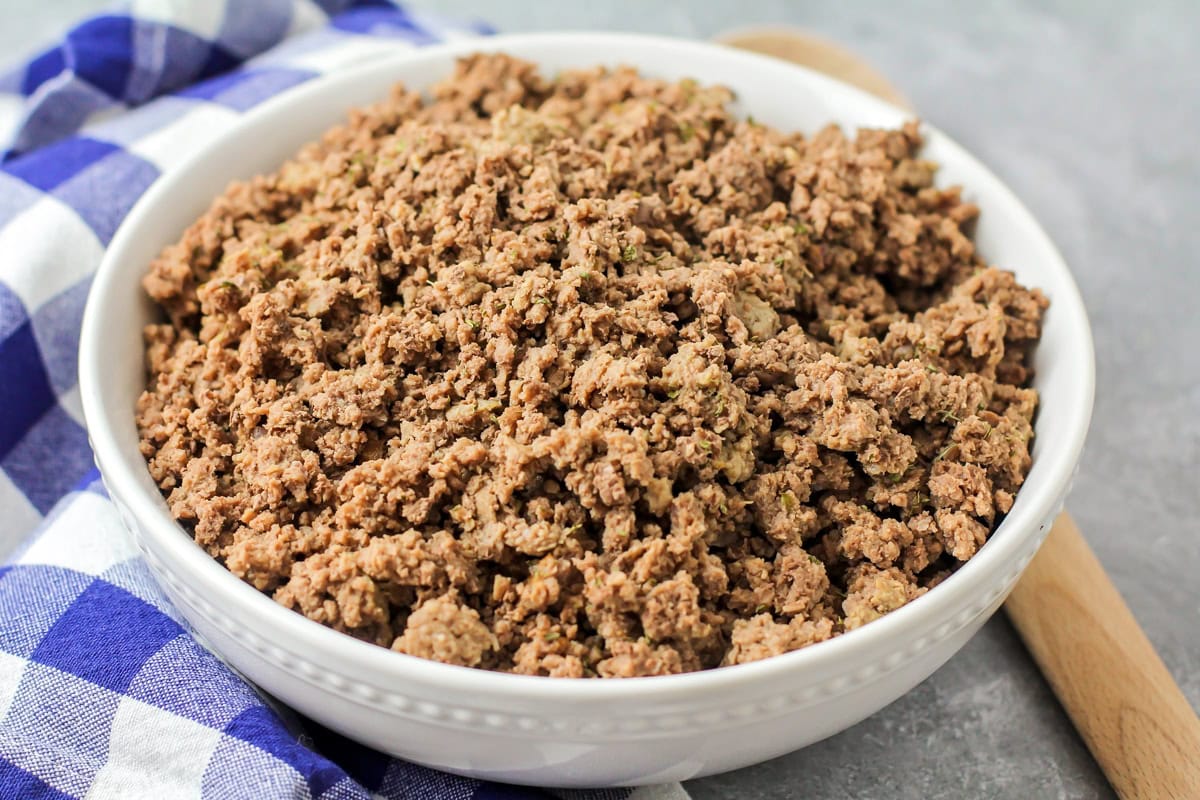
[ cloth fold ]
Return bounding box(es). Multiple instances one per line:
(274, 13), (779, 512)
(0, 3), (689, 798)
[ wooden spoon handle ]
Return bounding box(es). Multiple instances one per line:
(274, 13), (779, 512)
(1005, 515), (1200, 798)
(717, 27), (1200, 800)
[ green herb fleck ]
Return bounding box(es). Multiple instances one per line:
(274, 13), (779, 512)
(774, 256), (786, 266)
(534, 296), (552, 306)
(543, 631), (561, 642)
(719, 503), (728, 515)
(218, 281), (238, 292)
(794, 222), (810, 235)
(697, 439), (712, 451)
(666, 389), (679, 399)
(465, 319), (480, 331)
(808, 554), (822, 565)
(621, 245), (638, 263)
(754, 604), (769, 614)
(926, 363), (939, 374)
(781, 491), (797, 509)
(932, 443), (954, 463)
(679, 123), (695, 142)
(939, 410), (961, 424)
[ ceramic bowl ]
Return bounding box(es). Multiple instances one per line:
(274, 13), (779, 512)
(79, 32), (1094, 787)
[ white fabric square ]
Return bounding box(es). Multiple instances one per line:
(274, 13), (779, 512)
(130, 0), (228, 41)
(57, 384), (87, 427)
(0, 651), (27, 723)
(126, 103), (241, 171)
(86, 696), (222, 800)
(0, 94), (25, 147)
(287, 0), (329, 37)
(18, 493), (138, 574)
(0, 196), (103, 313)
(0, 470), (42, 558)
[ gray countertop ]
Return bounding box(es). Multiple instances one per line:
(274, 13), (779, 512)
(5, 1), (1197, 797)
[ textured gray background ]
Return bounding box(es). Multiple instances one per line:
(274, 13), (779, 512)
(5, 1), (1198, 798)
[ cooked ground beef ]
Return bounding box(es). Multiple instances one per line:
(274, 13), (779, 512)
(136, 54), (1047, 677)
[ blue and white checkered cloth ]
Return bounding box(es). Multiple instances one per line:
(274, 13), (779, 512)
(0, 3), (691, 798)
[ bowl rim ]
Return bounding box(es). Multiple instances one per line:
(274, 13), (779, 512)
(79, 30), (1095, 704)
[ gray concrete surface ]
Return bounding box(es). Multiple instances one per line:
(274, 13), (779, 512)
(4, 1), (1197, 797)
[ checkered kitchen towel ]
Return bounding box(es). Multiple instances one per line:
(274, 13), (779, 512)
(0, 3), (690, 798)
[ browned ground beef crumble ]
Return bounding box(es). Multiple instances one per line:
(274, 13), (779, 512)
(136, 54), (1047, 677)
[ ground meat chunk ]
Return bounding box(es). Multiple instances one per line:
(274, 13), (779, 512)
(722, 614), (836, 666)
(842, 566), (928, 630)
(137, 54), (1046, 676)
(391, 593), (497, 667)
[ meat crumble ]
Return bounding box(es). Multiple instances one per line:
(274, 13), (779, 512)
(136, 54), (1047, 677)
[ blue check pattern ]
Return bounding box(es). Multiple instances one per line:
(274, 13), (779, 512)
(0, 3), (688, 798)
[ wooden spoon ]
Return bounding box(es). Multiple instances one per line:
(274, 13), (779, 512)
(716, 27), (1200, 800)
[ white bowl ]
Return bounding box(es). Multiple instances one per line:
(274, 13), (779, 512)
(79, 32), (1094, 787)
